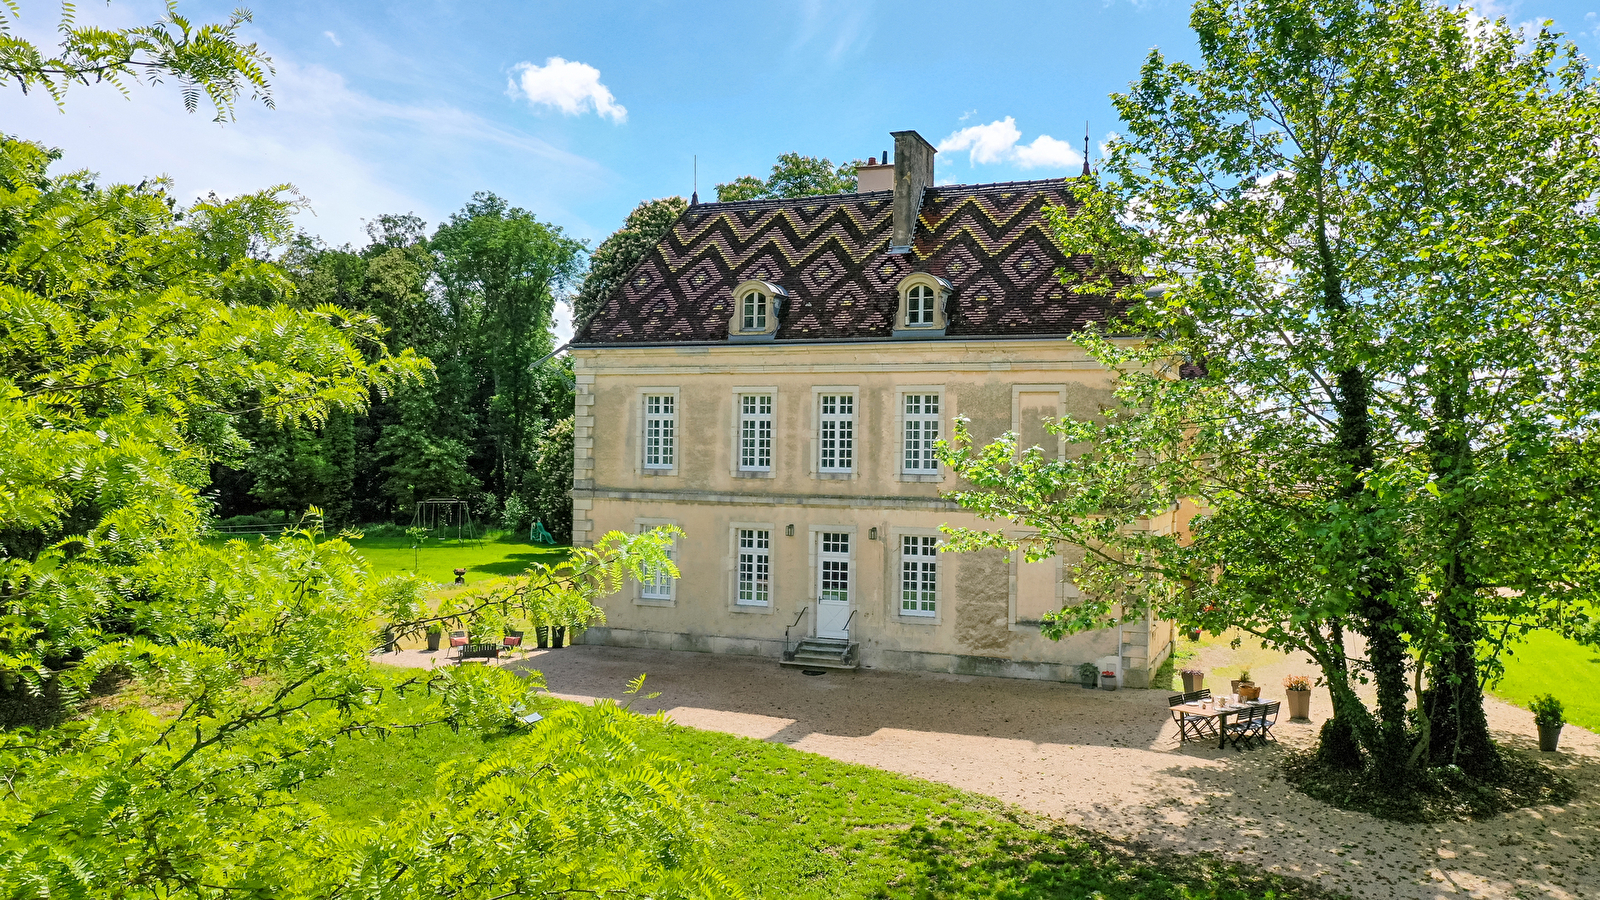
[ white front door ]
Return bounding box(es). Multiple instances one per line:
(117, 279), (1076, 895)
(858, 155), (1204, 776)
(816, 532), (852, 639)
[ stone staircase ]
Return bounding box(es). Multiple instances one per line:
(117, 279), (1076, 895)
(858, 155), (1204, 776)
(780, 637), (858, 671)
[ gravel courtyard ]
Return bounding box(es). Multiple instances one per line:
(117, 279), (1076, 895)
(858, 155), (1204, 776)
(495, 644), (1600, 900)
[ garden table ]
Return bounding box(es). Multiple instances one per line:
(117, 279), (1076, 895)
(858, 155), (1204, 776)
(1176, 700), (1268, 749)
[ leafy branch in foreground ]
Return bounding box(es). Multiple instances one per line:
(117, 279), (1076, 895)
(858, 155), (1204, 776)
(0, 1), (273, 120)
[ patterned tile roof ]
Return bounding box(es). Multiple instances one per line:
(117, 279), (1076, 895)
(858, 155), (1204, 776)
(575, 179), (1128, 345)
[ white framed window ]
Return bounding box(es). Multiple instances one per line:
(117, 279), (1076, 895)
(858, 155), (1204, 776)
(902, 393), (941, 472)
(741, 290), (768, 331)
(818, 393), (855, 473)
(906, 284), (935, 325)
(638, 522), (677, 602)
(900, 536), (938, 616)
(644, 394), (676, 469)
(736, 529), (771, 606)
(739, 394), (773, 471)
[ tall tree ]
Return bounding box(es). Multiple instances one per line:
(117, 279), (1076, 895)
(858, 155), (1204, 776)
(942, 0), (1600, 797)
(573, 196), (687, 326)
(715, 152), (857, 201)
(432, 194), (583, 504)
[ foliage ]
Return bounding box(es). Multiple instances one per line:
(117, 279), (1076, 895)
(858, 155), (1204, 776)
(311, 702), (1343, 900)
(0, 129), (720, 895)
(715, 152), (857, 202)
(573, 196), (688, 326)
(1528, 694), (1564, 728)
(1285, 675), (1312, 692)
(1489, 630), (1600, 732)
(940, 0), (1600, 793)
(1076, 661), (1098, 680)
(0, 1), (273, 120)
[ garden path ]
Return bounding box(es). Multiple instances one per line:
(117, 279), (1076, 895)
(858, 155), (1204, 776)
(504, 644), (1599, 900)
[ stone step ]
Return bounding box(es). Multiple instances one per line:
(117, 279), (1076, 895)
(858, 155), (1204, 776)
(779, 657), (859, 671)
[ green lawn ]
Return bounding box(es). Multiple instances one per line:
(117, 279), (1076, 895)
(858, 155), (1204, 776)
(344, 532), (568, 582)
(306, 687), (1338, 899)
(1492, 630), (1600, 733)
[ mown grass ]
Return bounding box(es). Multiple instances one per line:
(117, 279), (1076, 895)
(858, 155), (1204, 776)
(345, 531), (568, 582)
(305, 685), (1341, 899)
(1492, 630), (1600, 733)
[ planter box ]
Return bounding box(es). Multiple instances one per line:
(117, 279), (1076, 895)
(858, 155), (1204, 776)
(1286, 689), (1311, 720)
(1539, 723), (1563, 752)
(1081, 675), (1098, 689)
(1237, 683), (1261, 702)
(1181, 672), (1205, 693)
(426, 631), (442, 652)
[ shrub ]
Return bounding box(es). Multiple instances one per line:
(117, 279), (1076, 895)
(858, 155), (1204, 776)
(1530, 694), (1564, 728)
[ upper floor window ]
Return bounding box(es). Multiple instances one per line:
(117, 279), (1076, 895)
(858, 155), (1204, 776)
(895, 274), (952, 335)
(903, 393), (941, 472)
(739, 394), (773, 471)
(818, 394), (855, 473)
(644, 394), (675, 469)
(906, 285), (935, 325)
(729, 280), (787, 340)
(742, 291), (768, 331)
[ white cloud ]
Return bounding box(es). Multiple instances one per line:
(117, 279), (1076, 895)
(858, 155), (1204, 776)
(938, 117), (1022, 165)
(324, 31), (342, 47)
(2, 55), (609, 246)
(937, 117), (1084, 171)
(1014, 134), (1083, 169)
(508, 57), (627, 123)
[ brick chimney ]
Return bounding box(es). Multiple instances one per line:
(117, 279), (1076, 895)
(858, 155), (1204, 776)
(889, 130), (936, 253)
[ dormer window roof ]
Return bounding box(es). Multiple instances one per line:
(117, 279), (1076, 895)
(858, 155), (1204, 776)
(729, 280), (787, 341)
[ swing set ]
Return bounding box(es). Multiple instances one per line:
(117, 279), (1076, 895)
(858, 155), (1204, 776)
(410, 498), (481, 544)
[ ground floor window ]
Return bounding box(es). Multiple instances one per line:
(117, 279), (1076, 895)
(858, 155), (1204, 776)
(900, 535), (938, 616)
(737, 529), (770, 606)
(641, 527), (676, 600)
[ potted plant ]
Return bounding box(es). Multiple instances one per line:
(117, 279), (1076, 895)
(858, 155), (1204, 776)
(1077, 662), (1098, 689)
(1099, 669), (1118, 692)
(1284, 674), (1312, 720)
(1531, 694), (1564, 752)
(1233, 669), (1260, 701)
(1229, 669), (1250, 694)
(1181, 667), (1205, 693)
(426, 624), (443, 652)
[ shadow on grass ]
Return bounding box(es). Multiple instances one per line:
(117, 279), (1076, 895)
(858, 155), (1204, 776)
(888, 815), (1344, 900)
(474, 549), (569, 577)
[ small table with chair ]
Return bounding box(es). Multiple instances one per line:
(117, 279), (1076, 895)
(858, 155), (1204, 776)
(1170, 691), (1280, 750)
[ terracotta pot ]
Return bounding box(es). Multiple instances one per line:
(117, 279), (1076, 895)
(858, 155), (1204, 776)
(1181, 672), (1204, 693)
(1238, 683), (1261, 701)
(1286, 689), (1310, 720)
(1539, 723), (1563, 752)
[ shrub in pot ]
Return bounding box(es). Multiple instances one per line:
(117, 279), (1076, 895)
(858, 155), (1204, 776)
(1077, 662), (1098, 688)
(1230, 669), (1255, 697)
(1099, 670), (1118, 692)
(425, 625), (443, 652)
(1531, 694), (1565, 752)
(1180, 667), (1205, 693)
(1283, 674), (1312, 720)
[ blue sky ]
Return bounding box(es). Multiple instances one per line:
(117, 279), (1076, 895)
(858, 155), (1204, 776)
(4, 0), (1599, 336)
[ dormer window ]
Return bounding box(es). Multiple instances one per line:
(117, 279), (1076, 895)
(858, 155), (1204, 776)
(741, 290), (768, 331)
(894, 274), (952, 337)
(729, 279), (787, 341)
(906, 285), (935, 325)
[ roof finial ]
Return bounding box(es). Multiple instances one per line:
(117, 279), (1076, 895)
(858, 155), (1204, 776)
(691, 155), (699, 206)
(1082, 122), (1092, 179)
